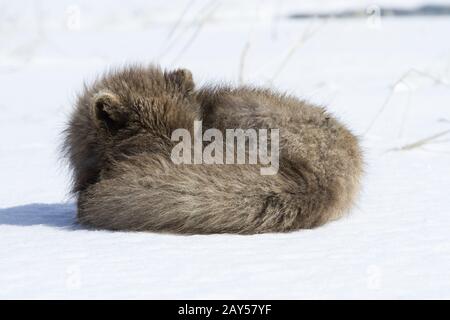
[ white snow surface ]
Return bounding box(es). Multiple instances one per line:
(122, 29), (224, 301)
(1, 0), (450, 299)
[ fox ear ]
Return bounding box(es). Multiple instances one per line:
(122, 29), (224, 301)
(92, 91), (128, 133)
(169, 68), (194, 93)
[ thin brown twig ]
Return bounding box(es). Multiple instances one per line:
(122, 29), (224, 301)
(270, 19), (326, 83)
(388, 129), (450, 152)
(158, 0), (215, 61)
(171, 0), (220, 65)
(167, 0), (196, 40)
(238, 40), (251, 85)
(364, 68), (450, 136)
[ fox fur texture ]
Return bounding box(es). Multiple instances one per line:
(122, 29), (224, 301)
(63, 65), (363, 234)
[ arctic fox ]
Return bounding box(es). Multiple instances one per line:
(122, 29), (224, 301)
(63, 65), (363, 234)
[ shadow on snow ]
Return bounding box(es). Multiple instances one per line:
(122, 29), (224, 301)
(0, 203), (79, 229)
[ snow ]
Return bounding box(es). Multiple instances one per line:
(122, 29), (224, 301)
(1, 0), (450, 299)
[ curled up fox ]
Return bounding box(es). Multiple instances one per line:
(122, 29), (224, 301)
(63, 65), (363, 234)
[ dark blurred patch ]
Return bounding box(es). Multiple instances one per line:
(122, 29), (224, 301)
(288, 4), (450, 19)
